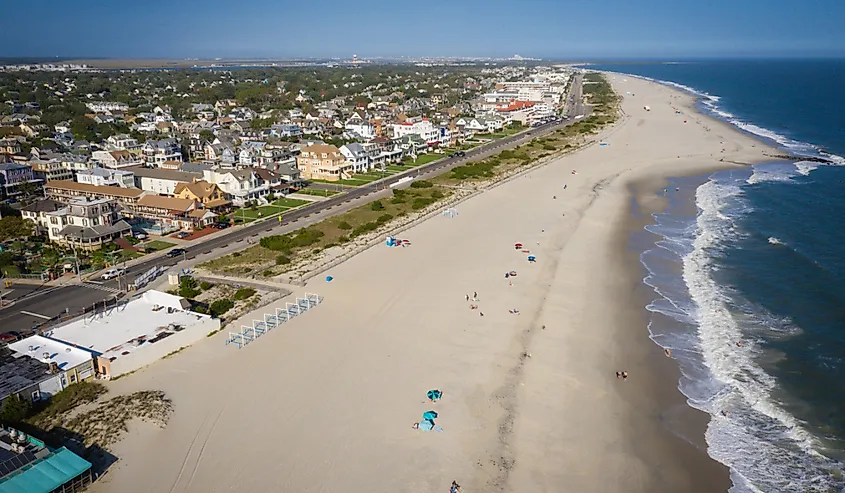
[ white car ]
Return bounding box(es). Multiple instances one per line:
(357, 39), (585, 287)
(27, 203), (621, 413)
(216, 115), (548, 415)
(101, 268), (126, 280)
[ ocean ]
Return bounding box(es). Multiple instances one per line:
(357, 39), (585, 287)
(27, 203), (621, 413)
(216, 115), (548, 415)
(590, 61), (845, 492)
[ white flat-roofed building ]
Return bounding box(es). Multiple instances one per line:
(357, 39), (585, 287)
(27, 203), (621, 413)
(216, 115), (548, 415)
(8, 335), (96, 399)
(43, 290), (221, 379)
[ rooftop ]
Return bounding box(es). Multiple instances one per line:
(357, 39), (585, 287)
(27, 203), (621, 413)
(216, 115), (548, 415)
(0, 347), (50, 399)
(44, 291), (208, 363)
(0, 446), (91, 492)
(8, 335), (93, 372)
(129, 167), (200, 182)
(44, 181), (144, 199)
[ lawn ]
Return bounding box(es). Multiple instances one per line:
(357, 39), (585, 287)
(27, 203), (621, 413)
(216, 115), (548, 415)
(141, 240), (176, 251)
(296, 188), (340, 197)
(273, 198), (309, 208)
(403, 153), (443, 166)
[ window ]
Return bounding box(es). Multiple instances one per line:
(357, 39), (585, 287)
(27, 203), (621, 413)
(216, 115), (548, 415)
(69, 373), (77, 383)
(32, 390), (42, 401)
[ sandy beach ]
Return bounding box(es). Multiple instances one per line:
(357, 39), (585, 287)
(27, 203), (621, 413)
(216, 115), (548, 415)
(88, 75), (779, 493)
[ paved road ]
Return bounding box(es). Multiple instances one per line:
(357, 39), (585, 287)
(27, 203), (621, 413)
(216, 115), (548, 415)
(1, 75), (588, 334)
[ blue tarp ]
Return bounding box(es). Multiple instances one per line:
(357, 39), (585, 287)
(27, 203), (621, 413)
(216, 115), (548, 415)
(0, 447), (91, 493)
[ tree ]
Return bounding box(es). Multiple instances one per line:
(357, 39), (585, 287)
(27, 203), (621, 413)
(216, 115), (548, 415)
(199, 130), (215, 142)
(0, 395), (31, 424)
(0, 216), (33, 242)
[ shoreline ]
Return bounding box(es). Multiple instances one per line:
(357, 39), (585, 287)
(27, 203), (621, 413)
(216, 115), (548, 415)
(87, 75), (780, 493)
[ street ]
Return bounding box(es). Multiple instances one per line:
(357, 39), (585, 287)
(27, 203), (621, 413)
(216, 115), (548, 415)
(0, 74), (588, 335)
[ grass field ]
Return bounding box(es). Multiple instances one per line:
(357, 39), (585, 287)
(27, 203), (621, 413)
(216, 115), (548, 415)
(295, 188), (340, 197)
(141, 240), (176, 251)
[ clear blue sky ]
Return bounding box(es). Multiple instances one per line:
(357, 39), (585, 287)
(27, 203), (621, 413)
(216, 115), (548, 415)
(3, 0), (844, 59)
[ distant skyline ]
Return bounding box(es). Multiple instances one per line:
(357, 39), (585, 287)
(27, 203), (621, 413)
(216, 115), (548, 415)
(4, 0), (845, 60)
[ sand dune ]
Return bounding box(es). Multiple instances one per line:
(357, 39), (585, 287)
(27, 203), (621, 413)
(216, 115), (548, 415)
(90, 75), (776, 493)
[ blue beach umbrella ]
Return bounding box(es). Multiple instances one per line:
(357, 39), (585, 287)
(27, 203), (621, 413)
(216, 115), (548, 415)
(427, 389), (443, 401)
(423, 410), (438, 421)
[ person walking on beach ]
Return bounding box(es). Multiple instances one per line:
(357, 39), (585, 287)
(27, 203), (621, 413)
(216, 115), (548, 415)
(479, 311), (484, 317)
(466, 294), (469, 301)
(473, 291), (477, 299)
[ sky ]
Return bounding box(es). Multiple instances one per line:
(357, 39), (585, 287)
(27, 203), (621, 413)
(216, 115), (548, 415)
(2, 0), (845, 60)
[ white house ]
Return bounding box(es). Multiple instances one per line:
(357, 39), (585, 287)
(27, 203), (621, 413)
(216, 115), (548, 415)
(344, 120), (376, 140)
(76, 167), (135, 188)
(141, 138), (182, 166)
(203, 169), (272, 205)
(339, 143), (376, 173)
(85, 101), (129, 113)
(391, 118), (439, 146)
(105, 134), (141, 151)
(91, 150), (144, 170)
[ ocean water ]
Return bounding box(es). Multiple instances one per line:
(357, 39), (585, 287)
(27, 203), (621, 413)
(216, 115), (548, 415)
(591, 61), (845, 492)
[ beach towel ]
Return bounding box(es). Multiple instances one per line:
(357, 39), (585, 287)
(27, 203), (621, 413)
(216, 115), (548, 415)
(418, 421), (444, 432)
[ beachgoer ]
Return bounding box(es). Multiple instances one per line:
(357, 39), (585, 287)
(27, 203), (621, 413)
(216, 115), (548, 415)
(721, 410), (728, 417)
(413, 422), (420, 429)
(564, 184), (567, 190)
(736, 341), (744, 348)
(622, 371), (628, 379)
(473, 291), (477, 298)
(466, 294), (469, 301)
(542, 325), (546, 330)
(616, 371), (622, 379)
(479, 312), (484, 317)
(553, 195), (556, 199)
(665, 348), (671, 357)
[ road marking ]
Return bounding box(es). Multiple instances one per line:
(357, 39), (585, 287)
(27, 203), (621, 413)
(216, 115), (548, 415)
(20, 310), (51, 320)
(85, 280), (104, 285)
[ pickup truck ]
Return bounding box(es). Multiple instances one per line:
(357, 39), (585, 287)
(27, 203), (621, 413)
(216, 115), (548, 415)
(101, 268), (126, 280)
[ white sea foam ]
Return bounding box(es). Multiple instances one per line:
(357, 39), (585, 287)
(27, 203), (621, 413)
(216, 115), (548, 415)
(746, 163), (799, 185)
(767, 237), (785, 246)
(640, 174), (845, 492)
(794, 161), (818, 176)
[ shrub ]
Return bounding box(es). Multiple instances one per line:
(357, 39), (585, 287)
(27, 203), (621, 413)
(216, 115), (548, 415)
(392, 188), (406, 198)
(370, 200), (385, 211)
(262, 270), (273, 277)
(337, 221), (352, 230)
(194, 305), (208, 314)
(233, 288), (256, 300)
(376, 213), (393, 224)
(209, 299), (234, 317)
(0, 395), (30, 424)
(178, 277), (201, 299)
(338, 235), (350, 244)
(276, 254), (291, 265)
(390, 196), (405, 205)
(410, 180), (433, 188)
(260, 228), (324, 252)
(351, 221), (379, 237)
(430, 190), (444, 200)
(543, 144), (556, 151)
(199, 281), (213, 291)
(412, 197), (435, 210)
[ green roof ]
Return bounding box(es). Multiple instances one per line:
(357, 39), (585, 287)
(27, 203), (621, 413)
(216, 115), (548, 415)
(0, 447), (91, 493)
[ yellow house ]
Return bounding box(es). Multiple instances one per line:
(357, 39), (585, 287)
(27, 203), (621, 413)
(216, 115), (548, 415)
(174, 180), (230, 208)
(296, 144), (353, 182)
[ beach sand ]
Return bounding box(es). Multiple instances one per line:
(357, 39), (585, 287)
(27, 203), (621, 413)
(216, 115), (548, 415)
(89, 75), (778, 493)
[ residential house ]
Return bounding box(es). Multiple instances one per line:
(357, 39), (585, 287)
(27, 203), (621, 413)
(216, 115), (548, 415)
(0, 162), (43, 199)
(45, 197), (131, 251)
(76, 167), (135, 188)
(202, 169), (275, 205)
(265, 161), (303, 186)
(296, 144), (352, 182)
(339, 143), (377, 173)
(396, 134), (428, 157)
(8, 335), (96, 398)
(45, 180), (144, 206)
(91, 150), (144, 170)
(391, 118), (439, 146)
(85, 101), (129, 113)
(29, 158), (74, 182)
(344, 119), (376, 140)
(157, 160), (185, 171)
(0, 137), (22, 155)
(131, 167), (201, 196)
(36, 151), (93, 173)
(174, 180), (230, 209)
(141, 138), (182, 166)
(238, 141), (267, 167)
(494, 101), (536, 125)
(21, 198), (66, 235)
(270, 123), (302, 139)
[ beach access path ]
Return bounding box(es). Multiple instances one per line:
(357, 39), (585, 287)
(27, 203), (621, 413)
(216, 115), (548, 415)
(89, 75), (778, 493)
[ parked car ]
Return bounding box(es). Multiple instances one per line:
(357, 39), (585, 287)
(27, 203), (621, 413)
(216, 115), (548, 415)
(167, 248), (187, 258)
(213, 222), (229, 230)
(133, 231), (148, 240)
(176, 231), (191, 239)
(101, 267), (126, 280)
(0, 331), (22, 344)
(455, 151), (466, 157)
